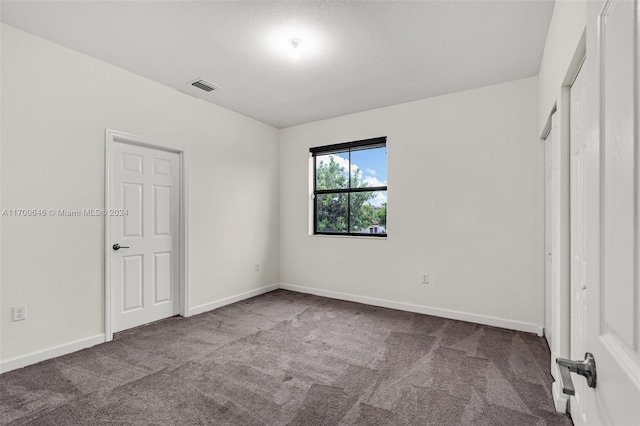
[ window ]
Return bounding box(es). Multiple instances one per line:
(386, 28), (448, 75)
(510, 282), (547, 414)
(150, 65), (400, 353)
(311, 137), (387, 237)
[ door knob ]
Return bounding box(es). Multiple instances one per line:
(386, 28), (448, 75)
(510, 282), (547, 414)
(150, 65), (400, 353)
(556, 352), (597, 395)
(112, 243), (130, 251)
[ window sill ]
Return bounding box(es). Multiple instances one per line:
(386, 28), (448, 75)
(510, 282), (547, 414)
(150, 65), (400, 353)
(309, 233), (388, 240)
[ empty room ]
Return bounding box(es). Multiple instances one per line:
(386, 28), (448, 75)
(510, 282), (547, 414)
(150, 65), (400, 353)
(0, 1), (638, 425)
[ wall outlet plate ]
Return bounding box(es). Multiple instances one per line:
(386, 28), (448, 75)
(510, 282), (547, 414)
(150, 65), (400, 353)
(422, 274), (429, 284)
(12, 305), (26, 321)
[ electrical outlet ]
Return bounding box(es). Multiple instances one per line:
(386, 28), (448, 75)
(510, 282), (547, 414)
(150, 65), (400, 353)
(255, 263), (260, 272)
(421, 274), (429, 284)
(12, 305), (26, 321)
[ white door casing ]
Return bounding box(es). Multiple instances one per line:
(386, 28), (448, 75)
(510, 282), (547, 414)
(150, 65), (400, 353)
(579, 0), (640, 424)
(105, 130), (186, 338)
(570, 61), (588, 426)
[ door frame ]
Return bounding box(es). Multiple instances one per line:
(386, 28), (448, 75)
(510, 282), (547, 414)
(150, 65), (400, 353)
(104, 129), (189, 342)
(542, 109), (571, 413)
(540, 30), (587, 414)
(543, 111), (559, 353)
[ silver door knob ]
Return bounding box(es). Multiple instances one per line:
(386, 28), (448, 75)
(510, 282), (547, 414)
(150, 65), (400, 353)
(556, 352), (597, 395)
(112, 243), (130, 251)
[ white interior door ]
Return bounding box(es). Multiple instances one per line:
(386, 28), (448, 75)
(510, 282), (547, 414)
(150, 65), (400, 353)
(577, 0), (640, 424)
(545, 119), (554, 350)
(570, 62), (588, 425)
(545, 113), (560, 357)
(109, 140), (180, 333)
(546, 112), (571, 412)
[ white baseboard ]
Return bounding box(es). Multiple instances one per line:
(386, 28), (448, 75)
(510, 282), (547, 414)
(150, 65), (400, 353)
(188, 283), (279, 317)
(0, 334), (105, 374)
(278, 283), (541, 335)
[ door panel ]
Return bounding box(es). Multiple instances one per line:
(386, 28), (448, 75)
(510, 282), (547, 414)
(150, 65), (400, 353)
(122, 255), (143, 311)
(602, 0), (635, 351)
(123, 183), (143, 237)
(122, 152), (143, 174)
(581, 0), (640, 424)
(153, 185), (172, 236)
(154, 252), (172, 304)
(153, 158), (172, 176)
(596, 1), (640, 423)
(110, 141), (180, 333)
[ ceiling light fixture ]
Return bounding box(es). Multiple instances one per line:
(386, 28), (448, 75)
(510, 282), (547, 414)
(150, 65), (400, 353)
(288, 38), (302, 61)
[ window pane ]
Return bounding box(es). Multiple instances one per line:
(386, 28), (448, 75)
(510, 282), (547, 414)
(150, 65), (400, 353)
(316, 193), (348, 233)
(311, 138), (387, 237)
(316, 152), (349, 190)
(349, 191), (387, 234)
(350, 146), (387, 189)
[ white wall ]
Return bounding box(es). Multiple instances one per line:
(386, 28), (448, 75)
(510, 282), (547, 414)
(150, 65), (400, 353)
(538, 0), (586, 134)
(279, 77), (542, 331)
(0, 24), (279, 362)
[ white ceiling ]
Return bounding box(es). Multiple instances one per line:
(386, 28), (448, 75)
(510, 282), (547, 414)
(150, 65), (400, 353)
(1, 1), (554, 128)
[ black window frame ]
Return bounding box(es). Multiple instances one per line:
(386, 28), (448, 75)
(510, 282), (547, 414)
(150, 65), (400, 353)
(311, 136), (387, 237)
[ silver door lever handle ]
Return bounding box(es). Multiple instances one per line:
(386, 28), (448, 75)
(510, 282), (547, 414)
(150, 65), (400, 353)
(112, 244), (130, 250)
(556, 352), (597, 395)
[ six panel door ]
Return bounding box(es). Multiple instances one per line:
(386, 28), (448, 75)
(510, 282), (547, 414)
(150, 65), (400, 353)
(110, 141), (180, 333)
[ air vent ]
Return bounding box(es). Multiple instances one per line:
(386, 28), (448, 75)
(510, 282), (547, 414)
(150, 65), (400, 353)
(190, 79), (218, 92)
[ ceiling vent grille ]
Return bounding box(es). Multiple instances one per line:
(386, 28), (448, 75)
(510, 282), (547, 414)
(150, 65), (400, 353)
(190, 79), (218, 92)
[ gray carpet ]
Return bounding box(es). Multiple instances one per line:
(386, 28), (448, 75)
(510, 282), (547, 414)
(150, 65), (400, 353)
(1, 290), (573, 425)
